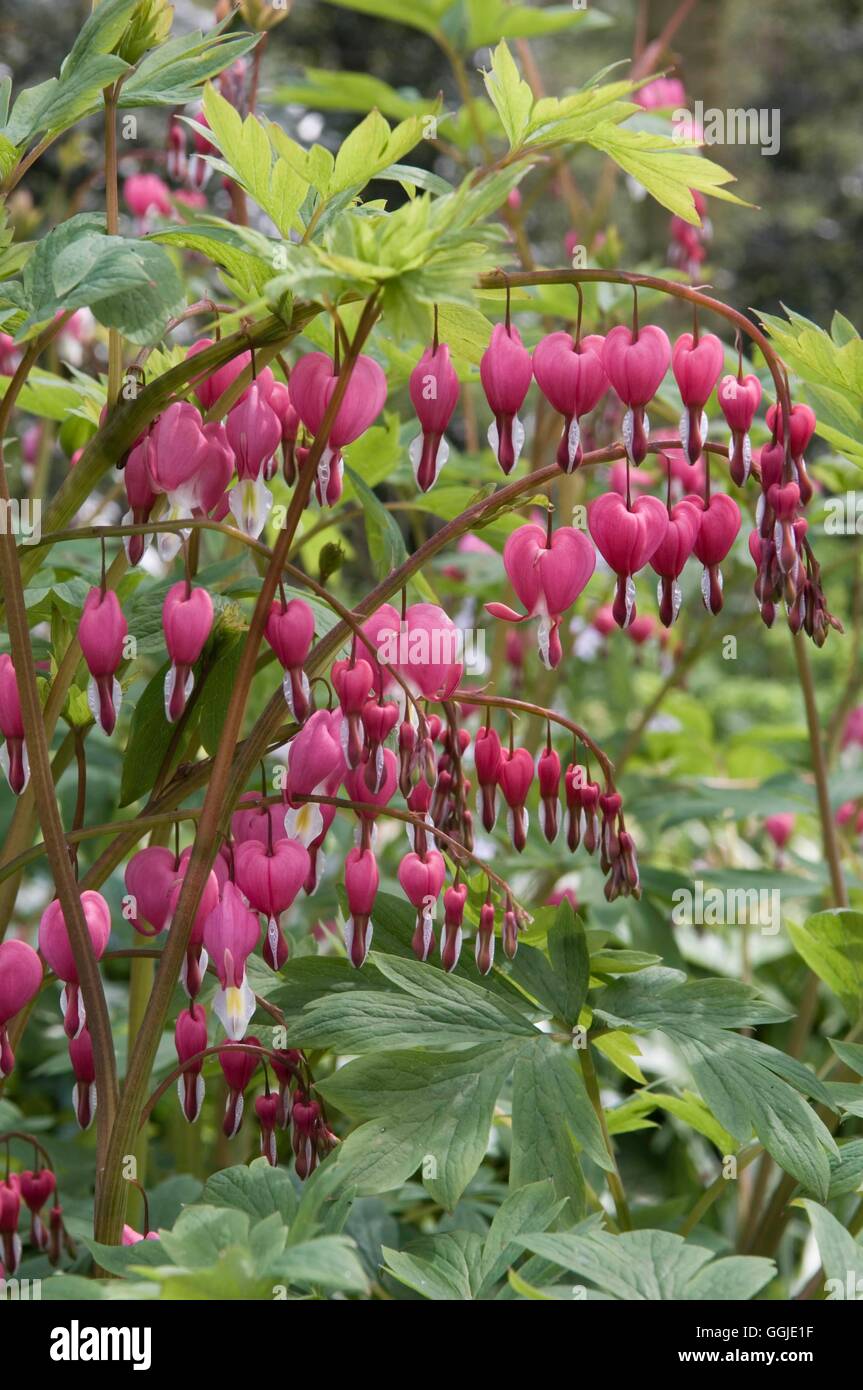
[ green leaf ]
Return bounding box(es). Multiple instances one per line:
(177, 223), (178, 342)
(197, 635), (244, 756)
(67, 0), (141, 66)
(594, 969), (838, 1198)
(789, 909), (863, 1017)
(345, 464), (408, 579)
(82, 1237), (168, 1278)
(510, 1042), (612, 1223)
(200, 1159), (299, 1225)
(318, 1042), (524, 1207)
(477, 1180), (566, 1296)
(201, 85), (308, 236)
(150, 223), (278, 297)
(272, 69), (437, 122)
(383, 1234), (479, 1299)
(482, 41), (534, 150)
(319, 0), (457, 37)
(119, 30), (259, 107)
(158, 1205), (250, 1268)
(467, 0), (610, 45)
(800, 1200), (863, 1290)
(272, 1236), (370, 1294)
(519, 1229), (775, 1301)
(585, 123), (749, 225)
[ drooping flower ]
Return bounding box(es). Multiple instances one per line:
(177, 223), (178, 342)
(671, 331), (725, 464)
(283, 708), (346, 861)
(475, 895), (496, 976)
(146, 402), (212, 561)
(121, 434), (159, 566)
(187, 339), (252, 413)
(486, 521), (596, 668)
(255, 1093), (280, 1166)
(533, 330), (607, 471)
(162, 582), (214, 724)
(204, 882), (261, 1039)
(765, 813), (795, 850)
(38, 892), (111, 1039)
(166, 862), (221, 1000)
(234, 837), (310, 971)
(691, 493), (742, 614)
(480, 322), (533, 474)
(124, 172), (171, 221)
(398, 848), (446, 962)
(588, 491), (668, 628)
(219, 1037), (261, 1138)
(648, 497), (703, 626)
(78, 588), (128, 736)
(474, 724), (503, 832)
(175, 1002), (208, 1124)
(0, 1179), (22, 1275)
(408, 339), (460, 491)
(0, 939), (43, 1077)
(602, 324), (671, 464)
(19, 1169), (56, 1252)
(123, 845), (180, 936)
(497, 747), (534, 853)
(537, 745), (561, 843)
(264, 597), (314, 721)
(69, 1026), (97, 1131)
(718, 372), (762, 485)
(226, 381), (282, 538)
(331, 656), (376, 768)
(0, 654), (28, 795)
(441, 881), (468, 973)
(290, 351), (387, 507)
(344, 846), (379, 968)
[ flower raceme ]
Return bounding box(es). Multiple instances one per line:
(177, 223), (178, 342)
(486, 521), (596, 668)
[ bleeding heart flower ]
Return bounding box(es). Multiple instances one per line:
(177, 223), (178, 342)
(480, 322), (532, 474)
(187, 339), (252, 413)
(38, 892), (111, 1039)
(441, 881), (468, 973)
(486, 521), (595, 668)
(204, 882), (261, 1040)
(0, 940), (43, 1078)
(648, 498), (702, 626)
(219, 1036), (261, 1137)
(123, 845), (180, 936)
(121, 434), (159, 566)
(344, 846), (379, 968)
(409, 340), (460, 491)
(175, 1002), (208, 1123)
(162, 582), (214, 724)
(290, 351), (387, 507)
(692, 493), (742, 613)
(147, 402), (211, 560)
(672, 331), (725, 464)
(283, 709), (346, 854)
(602, 324), (670, 464)
(718, 372), (762, 485)
(475, 897), (496, 975)
(588, 491), (668, 627)
(234, 837), (310, 971)
(78, 588), (128, 736)
(398, 848), (446, 962)
(498, 747), (534, 853)
(265, 597), (314, 721)
(0, 653), (28, 795)
(533, 331), (607, 470)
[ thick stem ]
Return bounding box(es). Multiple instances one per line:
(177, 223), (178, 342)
(580, 1044), (631, 1230)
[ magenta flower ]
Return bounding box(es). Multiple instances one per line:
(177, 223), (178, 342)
(290, 351), (387, 507)
(765, 813), (795, 850)
(121, 435), (159, 566)
(480, 322), (532, 474)
(255, 1093), (280, 1166)
(672, 331), (725, 464)
(398, 848), (446, 962)
(343, 748), (398, 825)
(0, 653), (28, 795)
(475, 724), (503, 832)
(0, 1179), (22, 1275)
(19, 1169), (56, 1252)
(162, 582), (214, 724)
(718, 372), (762, 485)
(226, 382), (282, 538)
(476, 897), (496, 976)
(204, 882), (261, 1039)
(124, 173), (171, 221)
(197, 422), (236, 515)
(175, 1002), (209, 1124)
(0, 939), (43, 1078)
(234, 837), (310, 971)
(268, 379), (300, 484)
(533, 330), (608, 471)
(498, 747), (534, 853)
(649, 498), (703, 626)
(692, 493), (742, 613)
(602, 324), (671, 464)
(332, 657), (376, 768)
(441, 881), (468, 973)
(187, 339), (252, 412)
(486, 522), (596, 668)
(588, 492), (669, 628)
(69, 1026), (96, 1131)
(264, 596), (315, 720)
(147, 402), (211, 560)
(766, 402), (817, 461)
(78, 588), (127, 736)
(218, 1037), (261, 1138)
(166, 863), (220, 1000)
(409, 341), (460, 491)
(283, 708), (346, 849)
(38, 892), (111, 1039)
(537, 745), (561, 843)
(344, 846), (379, 968)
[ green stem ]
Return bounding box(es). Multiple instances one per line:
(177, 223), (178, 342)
(580, 1043), (632, 1230)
